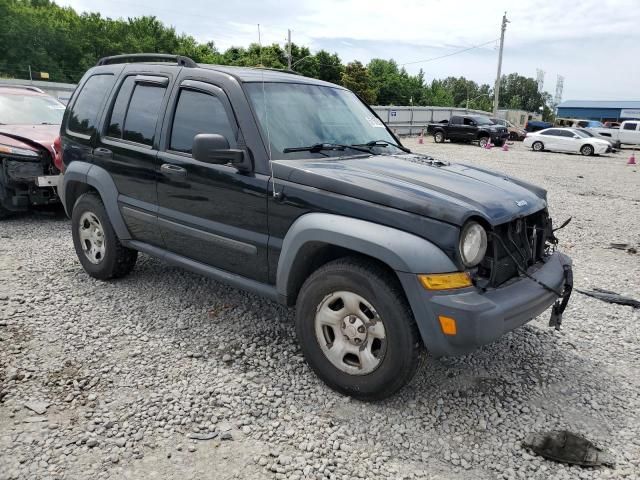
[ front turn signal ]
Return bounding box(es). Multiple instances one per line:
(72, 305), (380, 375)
(418, 272), (472, 290)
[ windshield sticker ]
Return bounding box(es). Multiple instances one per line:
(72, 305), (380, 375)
(365, 115), (385, 128)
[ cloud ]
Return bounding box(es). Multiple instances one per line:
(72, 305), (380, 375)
(57, 0), (640, 99)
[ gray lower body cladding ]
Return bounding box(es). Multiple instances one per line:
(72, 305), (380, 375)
(399, 252), (572, 357)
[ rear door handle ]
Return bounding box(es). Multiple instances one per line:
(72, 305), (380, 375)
(161, 163), (187, 176)
(93, 147), (112, 158)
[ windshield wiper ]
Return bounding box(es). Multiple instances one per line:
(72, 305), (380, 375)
(353, 140), (411, 153)
(283, 143), (373, 154)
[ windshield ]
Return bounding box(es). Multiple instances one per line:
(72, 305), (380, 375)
(471, 116), (494, 125)
(574, 129), (593, 138)
(245, 83), (401, 159)
(0, 93), (65, 125)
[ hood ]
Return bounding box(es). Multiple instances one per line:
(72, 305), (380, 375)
(273, 153), (547, 227)
(0, 124), (59, 158)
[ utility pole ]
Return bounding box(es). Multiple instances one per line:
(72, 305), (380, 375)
(287, 29), (292, 70)
(28, 65), (33, 83)
(493, 12), (509, 115)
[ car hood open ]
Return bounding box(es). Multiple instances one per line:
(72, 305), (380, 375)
(272, 153), (548, 226)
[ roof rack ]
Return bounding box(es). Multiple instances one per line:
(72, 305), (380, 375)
(96, 54), (198, 68)
(0, 85), (46, 93)
(253, 66), (302, 76)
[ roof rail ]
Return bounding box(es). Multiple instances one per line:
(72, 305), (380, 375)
(253, 66), (302, 76)
(96, 53), (198, 68)
(0, 85), (46, 93)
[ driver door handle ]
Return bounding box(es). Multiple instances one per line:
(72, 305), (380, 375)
(161, 163), (187, 176)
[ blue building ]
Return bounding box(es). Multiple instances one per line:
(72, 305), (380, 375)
(556, 100), (640, 122)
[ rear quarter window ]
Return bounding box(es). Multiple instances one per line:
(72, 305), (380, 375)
(67, 74), (115, 137)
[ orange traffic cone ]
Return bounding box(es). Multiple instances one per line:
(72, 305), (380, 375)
(628, 152), (636, 165)
(502, 142), (509, 151)
(418, 129), (424, 144)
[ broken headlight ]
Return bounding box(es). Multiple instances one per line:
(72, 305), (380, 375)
(0, 144), (39, 158)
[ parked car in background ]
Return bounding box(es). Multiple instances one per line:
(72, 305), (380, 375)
(525, 120), (553, 132)
(587, 120), (640, 147)
(0, 85), (64, 218)
(555, 118), (603, 128)
(490, 117), (527, 140)
(573, 128), (617, 152)
(427, 115), (509, 147)
(523, 127), (611, 156)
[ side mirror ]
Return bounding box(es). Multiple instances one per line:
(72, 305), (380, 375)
(192, 134), (251, 172)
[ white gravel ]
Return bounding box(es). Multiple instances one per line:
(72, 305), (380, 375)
(1, 139), (639, 480)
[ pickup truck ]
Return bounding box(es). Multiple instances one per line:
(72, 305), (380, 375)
(587, 120), (640, 147)
(58, 53), (574, 400)
(427, 115), (509, 147)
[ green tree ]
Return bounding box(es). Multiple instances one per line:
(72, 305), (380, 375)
(313, 50), (343, 84)
(341, 61), (376, 104)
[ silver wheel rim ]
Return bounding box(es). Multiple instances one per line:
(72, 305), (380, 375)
(78, 211), (106, 264)
(479, 138), (488, 147)
(534, 142), (542, 151)
(583, 146), (592, 155)
(314, 291), (387, 375)
(435, 133), (443, 142)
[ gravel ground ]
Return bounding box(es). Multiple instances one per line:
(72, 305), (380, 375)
(1, 139), (639, 480)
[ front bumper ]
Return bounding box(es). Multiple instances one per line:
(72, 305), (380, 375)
(398, 252), (572, 357)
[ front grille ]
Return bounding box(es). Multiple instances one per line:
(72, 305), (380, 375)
(477, 210), (551, 288)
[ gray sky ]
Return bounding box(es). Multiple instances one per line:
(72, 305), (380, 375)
(57, 0), (639, 101)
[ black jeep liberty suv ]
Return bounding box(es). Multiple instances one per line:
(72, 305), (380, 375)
(58, 54), (573, 400)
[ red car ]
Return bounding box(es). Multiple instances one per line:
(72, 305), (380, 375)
(0, 85), (64, 218)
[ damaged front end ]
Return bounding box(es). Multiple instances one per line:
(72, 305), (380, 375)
(0, 142), (60, 214)
(471, 209), (574, 329)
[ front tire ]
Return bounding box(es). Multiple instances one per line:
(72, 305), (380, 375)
(494, 139), (505, 147)
(295, 257), (421, 400)
(532, 141), (544, 152)
(71, 192), (137, 280)
(433, 131), (445, 143)
(580, 144), (594, 156)
(478, 136), (490, 148)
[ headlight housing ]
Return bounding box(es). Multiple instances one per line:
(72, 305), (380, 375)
(459, 221), (487, 267)
(0, 144), (39, 158)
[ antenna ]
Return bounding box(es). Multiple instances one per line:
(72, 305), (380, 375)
(257, 24), (263, 66)
(554, 75), (564, 105)
(536, 68), (545, 92)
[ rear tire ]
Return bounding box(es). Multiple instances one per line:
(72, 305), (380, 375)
(532, 141), (544, 152)
(295, 257), (421, 401)
(433, 131), (445, 143)
(71, 192), (137, 280)
(580, 144), (594, 156)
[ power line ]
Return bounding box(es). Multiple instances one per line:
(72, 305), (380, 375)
(399, 39), (499, 67)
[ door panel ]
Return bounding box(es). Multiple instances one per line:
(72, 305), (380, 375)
(93, 69), (174, 247)
(156, 80), (269, 282)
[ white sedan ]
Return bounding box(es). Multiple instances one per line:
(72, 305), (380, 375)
(523, 127), (611, 156)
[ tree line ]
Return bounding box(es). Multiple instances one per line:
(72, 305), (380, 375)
(0, 0), (553, 118)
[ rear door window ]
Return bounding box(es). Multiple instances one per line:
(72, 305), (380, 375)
(67, 74), (115, 136)
(623, 122), (637, 130)
(105, 78), (167, 147)
(169, 89), (236, 154)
